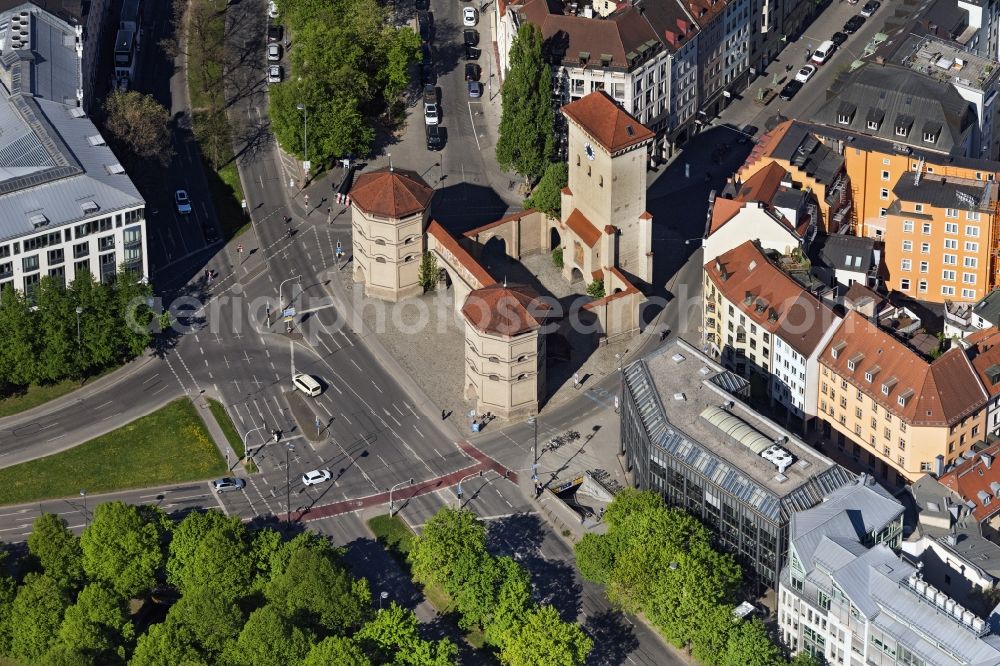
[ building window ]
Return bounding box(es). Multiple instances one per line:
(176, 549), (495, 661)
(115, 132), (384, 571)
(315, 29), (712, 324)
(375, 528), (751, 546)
(967, 225), (980, 237)
(903, 220), (914, 232)
(942, 286), (956, 296)
(921, 222), (931, 235)
(880, 188), (889, 200)
(964, 272), (977, 284)
(964, 257), (978, 268)
(899, 278), (910, 290)
(22, 255), (39, 272)
(921, 462), (932, 472)
(920, 242), (930, 254)
(967, 211), (980, 221)
(918, 280), (927, 292)
(902, 240), (912, 252)
(881, 170), (890, 180)
(915, 204), (924, 213)
(900, 259), (911, 271)
(943, 254), (957, 265)
(919, 261), (928, 273)
(942, 270), (956, 281)
(944, 239), (958, 250)
(945, 208), (959, 218)
(945, 222), (959, 234)
(966, 241), (979, 252)
(962, 288), (977, 299)
(47, 248), (64, 266)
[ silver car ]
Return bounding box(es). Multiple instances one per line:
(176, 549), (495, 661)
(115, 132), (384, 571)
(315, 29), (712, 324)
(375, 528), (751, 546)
(212, 477), (246, 493)
(268, 65), (282, 83)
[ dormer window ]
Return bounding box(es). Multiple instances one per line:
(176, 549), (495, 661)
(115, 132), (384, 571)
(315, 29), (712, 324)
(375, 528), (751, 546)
(882, 377), (898, 395)
(922, 121), (941, 145)
(866, 108), (884, 131)
(897, 388), (914, 406)
(895, 114), (914, 137)
(831, 341), (846, 358)
(864, 365), (880, 382)
(836, 102), (856, 126)
(847, 353), (864, 371)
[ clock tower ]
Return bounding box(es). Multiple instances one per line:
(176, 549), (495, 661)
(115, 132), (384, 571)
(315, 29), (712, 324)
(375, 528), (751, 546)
(558, 92), (654, 284)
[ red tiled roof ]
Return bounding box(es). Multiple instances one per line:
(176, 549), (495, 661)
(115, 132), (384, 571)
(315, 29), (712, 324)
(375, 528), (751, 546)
(939, 441), (1000, 522)
(562, 92), (654, 154)
(462, 283), (552, 336)
(707, 198), (745, 235)
(426, 220), (495, 289)
(820, 311), (987, 426)
(564, 208), (601, 247)
(737, 162), (786, 202)
(463, 210), (535, 237)
(350, 168), (434, 219)
(705, 240), (835, 356)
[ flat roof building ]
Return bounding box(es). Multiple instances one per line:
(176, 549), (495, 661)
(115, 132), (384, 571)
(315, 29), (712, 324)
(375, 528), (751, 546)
(621, 338), (855, 587)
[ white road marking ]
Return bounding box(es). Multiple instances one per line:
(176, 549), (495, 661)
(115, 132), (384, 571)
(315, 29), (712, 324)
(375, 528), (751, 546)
(413, 425), (425, 439)
(47, 434), (64, 442)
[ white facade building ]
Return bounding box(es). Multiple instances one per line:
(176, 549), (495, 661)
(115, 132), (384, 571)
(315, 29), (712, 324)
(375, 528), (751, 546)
(778, 476), (1000, 666)
(0, 0), (145, 297)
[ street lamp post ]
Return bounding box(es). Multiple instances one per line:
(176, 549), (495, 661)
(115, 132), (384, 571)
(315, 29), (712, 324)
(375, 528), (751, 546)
(455, 470), (483, 509)
(80, 489), (87, 528)
(528, 415), (538, 466)
(285, 442), (295, 522)
(242, 424), (266, 464)
(75, 307), (82, 346)
(388, 478), (414, 516)
(379, 590), (389, 611)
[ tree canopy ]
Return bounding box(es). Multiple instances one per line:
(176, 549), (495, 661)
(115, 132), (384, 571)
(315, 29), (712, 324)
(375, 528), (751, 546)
(496, 23), (555, 183)
(524, 162), (568, 218)
(0, 509), (458, 665)
(103, 91), (173, 168)
(575, 489), (792, 665)
(269, 0), (421, 164)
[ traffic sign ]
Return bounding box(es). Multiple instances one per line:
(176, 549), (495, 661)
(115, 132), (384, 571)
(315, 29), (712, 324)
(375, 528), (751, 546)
(241, 198), (247, 210)
(282, 308), (296, 318)
(236, 243), (244, 253)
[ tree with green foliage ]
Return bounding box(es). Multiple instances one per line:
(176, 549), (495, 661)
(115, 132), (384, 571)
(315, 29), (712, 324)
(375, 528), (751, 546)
(129, 617), (207, 666)
(112, 268), (154, 361)
(28, 514), (84, 590)
(418, 252), (438, 293)
(499, 604), (592, 666)
(80, 501), (166, 600)
(378, 26), (423, 111)
(356, 602), (457, 666)
(524, 162), (568, 218)
(572, 533), (614, 585)
(172, 520), (253, 601)
(168, 588), (245, 659)
(408, 507), (486, 587)
(587, 279), (605, 299)
(221, 605), (313, 666)
(302, 635), (371, 666)
(720, 617), (785, 666)
(788, 651), (823, 666)
(496, 23), (555, 184)
(35, 277), (76, 383)
(56, 583), (130, 661)
(8, 573), (71, 662)
(552, 246), (564, 268)
(481, 556), (533, 651)
(103, 90), (173, 167)
(166, 510), (238, 588)
(266, 545), (371, 634)
(0, 574), (16, 656)
(0, 284), (39, 386)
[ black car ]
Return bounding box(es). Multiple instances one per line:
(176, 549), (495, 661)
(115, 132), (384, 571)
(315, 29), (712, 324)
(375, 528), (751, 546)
(463, 29), (479, 47)
(464, 45), (481, 60)
(843, 15), (865, 34)
(860, 0), (880, 17)
(267, 24), (283, 43)
(415, 0), (429, 9)
(464, 63), (481, 81)
(778, 79), (803, 101)
(203, 223), (219, 244)
(425, 124), (443, 151)
(417, 11), (432, 41)
(831, 31), (848, 47)
(421, 63), (434, 85)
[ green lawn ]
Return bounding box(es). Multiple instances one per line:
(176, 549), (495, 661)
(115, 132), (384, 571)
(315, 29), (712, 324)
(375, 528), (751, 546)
(0, 398), (226, 505)
(207, 398), (242, 454)
(0, 367), (116, 419)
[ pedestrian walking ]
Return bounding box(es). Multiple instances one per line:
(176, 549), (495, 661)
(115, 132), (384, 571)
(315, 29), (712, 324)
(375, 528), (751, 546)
(441, 409), (446, 420)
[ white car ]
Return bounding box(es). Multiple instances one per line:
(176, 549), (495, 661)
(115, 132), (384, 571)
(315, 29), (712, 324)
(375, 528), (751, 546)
(424, 102), (439, 125)
(463, 7), (478, 26)
(302, 469), (332, 486)
(267, 43), (281, 62)
(268, 0), (278, 18)
(794, 65), (816, 83)
(174, 189), (192, 215)
(268, 65), (282, 83)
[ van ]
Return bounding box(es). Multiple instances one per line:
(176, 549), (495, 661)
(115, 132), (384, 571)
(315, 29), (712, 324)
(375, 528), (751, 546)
(811, 40), (835, 65)
(292, 373), (322, 397)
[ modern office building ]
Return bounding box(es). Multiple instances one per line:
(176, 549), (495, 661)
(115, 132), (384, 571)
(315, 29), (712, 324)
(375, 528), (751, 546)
(620, 338), (855, 587)
(779, 474), (1000, 666)
(0, 0), (146, 297)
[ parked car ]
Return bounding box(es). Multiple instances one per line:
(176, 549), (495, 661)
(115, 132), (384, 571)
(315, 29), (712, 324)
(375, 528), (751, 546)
(425, 124), (443, 150)
(778, 79), (803, 101)
(267, 24), (283, 43)
(424, 103), (439, 125)
(267, 64), (282, 83)
(202, 223), (219, 244)
(843, 15), (865, 34)
(423, 84), (437, 106)
(174, 189), (192, 214)
(795, 64), (816, 83)
(417, 11), (432, 41)
(463, 29), (479, 46)
(464, 45), (481, 60)
(464, 63), (480, 81)
(420, 63), (434, 85)
(467, 81), (482, 98)
(301, 469), (332, 486)
(860, 0), (880, 17)
(415, 0), (429, 9)
(267, 43), (282, 61)
(212, 477), (245, 493)
(810, 39), (835, 65)
(831, 31), (848, 48)
(463, 7), (478, 26)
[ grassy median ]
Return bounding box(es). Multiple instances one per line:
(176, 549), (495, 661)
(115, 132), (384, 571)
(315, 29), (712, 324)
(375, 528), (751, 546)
(0, 398), (226, 505)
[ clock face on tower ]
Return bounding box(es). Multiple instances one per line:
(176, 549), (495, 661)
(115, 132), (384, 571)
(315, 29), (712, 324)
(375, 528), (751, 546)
(584, 142), (595, 160)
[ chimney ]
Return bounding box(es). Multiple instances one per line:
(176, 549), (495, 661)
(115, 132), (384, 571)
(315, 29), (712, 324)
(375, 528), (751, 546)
(935, 454), (945, 477)
(983, 452), (993, 469)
